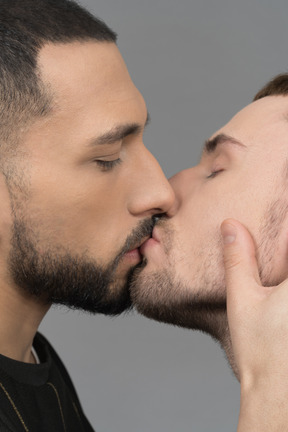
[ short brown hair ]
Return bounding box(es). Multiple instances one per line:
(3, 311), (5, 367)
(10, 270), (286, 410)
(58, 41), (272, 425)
(253, 73), (288, 101)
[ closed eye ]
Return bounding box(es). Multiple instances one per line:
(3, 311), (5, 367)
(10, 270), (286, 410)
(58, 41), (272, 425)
(206, 169), (224, 179)
(95, 158), (122, 172)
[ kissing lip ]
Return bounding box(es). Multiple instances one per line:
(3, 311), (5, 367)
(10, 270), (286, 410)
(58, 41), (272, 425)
(151, 226), (161, 243)
(126, 235), (151, 254)
(139, 228), (161, 255)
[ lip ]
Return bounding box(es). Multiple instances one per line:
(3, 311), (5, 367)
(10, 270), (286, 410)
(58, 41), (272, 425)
(151, 226), (161, 243)
(123, 235), (151, 261)
(126, 235), (151, 254)
(124, 247), (142, 261)
(139, 227), (161, 255)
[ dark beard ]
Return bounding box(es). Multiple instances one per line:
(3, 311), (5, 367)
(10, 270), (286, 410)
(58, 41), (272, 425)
(8, 217), (154, 315)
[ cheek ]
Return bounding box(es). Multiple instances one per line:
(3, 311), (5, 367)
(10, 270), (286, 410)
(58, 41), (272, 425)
(32, 180), (147, 264)
(196, 182), (262, 231)
(170, 190), (243, 266)
(26, 182), (124, 250)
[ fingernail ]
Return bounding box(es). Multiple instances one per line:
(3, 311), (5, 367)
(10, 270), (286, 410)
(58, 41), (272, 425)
(221, 223), (237, 244)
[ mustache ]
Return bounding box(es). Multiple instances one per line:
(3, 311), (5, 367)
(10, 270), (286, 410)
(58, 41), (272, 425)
(111, 217), (156, 270)
(122, 217), (156, 255)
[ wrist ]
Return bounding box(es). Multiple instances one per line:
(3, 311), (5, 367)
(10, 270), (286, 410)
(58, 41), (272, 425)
(238, 377), (288, 432)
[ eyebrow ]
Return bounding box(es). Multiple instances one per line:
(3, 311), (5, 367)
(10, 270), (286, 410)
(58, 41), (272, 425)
(203, 133), (245, 154)
(89, 112), (151, 146)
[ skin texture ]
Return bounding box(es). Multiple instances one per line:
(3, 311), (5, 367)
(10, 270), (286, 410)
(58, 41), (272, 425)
(131, 95), (288, 372)
(0, 41), (175, 362)
(0, 38), (287, 430)
(222, 219), (288, 431)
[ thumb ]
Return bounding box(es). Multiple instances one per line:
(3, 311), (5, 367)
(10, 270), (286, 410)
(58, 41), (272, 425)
(221, 219), (261, 299)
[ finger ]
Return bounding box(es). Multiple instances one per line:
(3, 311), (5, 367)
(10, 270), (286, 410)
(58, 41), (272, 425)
(221, 219), (261, 300)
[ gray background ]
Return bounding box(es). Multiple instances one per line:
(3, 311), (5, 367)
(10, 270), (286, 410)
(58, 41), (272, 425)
(40, 0), (288, 431)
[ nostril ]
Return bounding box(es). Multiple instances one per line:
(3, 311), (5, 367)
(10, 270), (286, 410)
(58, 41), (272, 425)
(152, 214), (161, 226)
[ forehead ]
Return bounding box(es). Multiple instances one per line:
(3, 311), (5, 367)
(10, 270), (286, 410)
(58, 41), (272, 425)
(37, 41), (145, 124)
(217, 96), (288, 147)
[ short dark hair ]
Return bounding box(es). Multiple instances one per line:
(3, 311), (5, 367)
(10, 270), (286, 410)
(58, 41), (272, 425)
(0, 0), (117, 148)
(253, 73), (288, 101)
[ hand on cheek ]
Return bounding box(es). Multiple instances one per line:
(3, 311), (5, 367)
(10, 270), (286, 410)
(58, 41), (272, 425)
(221, 218), (288, 431)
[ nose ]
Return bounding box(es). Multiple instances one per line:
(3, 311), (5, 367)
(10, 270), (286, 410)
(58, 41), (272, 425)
(128, 147), (175, 217)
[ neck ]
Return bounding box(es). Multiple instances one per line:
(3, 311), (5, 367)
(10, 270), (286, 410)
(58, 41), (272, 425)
(0, 282), (50, 363)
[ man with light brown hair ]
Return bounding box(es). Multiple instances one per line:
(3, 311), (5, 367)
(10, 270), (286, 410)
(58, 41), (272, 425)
(131, 73), (288, 431)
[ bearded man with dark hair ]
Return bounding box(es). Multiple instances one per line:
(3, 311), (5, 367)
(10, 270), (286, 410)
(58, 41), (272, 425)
(0, 1), (175, 430)
(1, 0), (288, 430)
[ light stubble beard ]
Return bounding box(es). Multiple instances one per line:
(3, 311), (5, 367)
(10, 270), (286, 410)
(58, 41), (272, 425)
(130, 197), (288, 377)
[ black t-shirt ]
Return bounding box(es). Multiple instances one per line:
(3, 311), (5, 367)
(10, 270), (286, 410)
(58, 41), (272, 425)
(0, 333), (94, 432)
